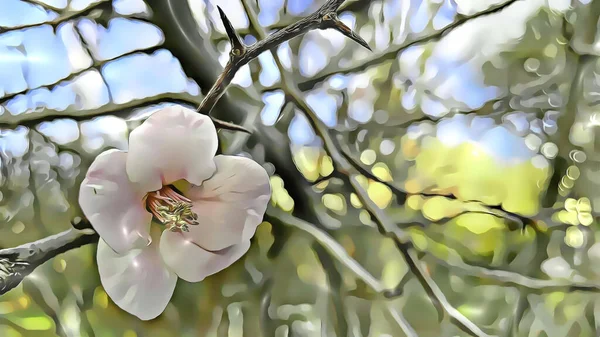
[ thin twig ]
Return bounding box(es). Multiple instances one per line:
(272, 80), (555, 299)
(0, 0), (111, 33)
(350, 175), (496, 337)
(24, 0), (62, 11)
(385, 302), (419, 337)
(297, 0), (520, 91)
(267, 206), (385, 293)
(0, 45), (164, 108)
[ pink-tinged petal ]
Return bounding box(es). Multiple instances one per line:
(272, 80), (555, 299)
(126, 105), (218, 192)
(159, 230), (250, 282)
(97, 227), (177, 321)
(183, 155), (271, 251)
(79, 149), (152, 254)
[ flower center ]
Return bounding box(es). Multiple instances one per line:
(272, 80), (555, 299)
(146, 185), (199, 232)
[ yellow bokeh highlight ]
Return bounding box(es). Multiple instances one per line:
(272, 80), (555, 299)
(93, 287), (108, 309)
(557, 210), (579, 226)
(456, 213), (504, 235)
(443, 212), (507, 256)
(123, 329), (138, 337)
(322, 194), (346, 213)
(564, 198), (577, 212)
(320, 155), (334, 177)
(401, 137), (420, 159)
(545, 291), (565, 310)
(360, 149), (377, 165)
(381, 260), (405, 289)
(406, 195), (424, 210)
(409, 230), (429, 250)
(294, 147), (321, 182)
(359, 210), (372, 225)
(53, 258), (67, 273)
(350, 193), (362, 208)
(421, 196), (463, 221)
(565, 226), (584, 248)
(256, 221), (275, 256)
(367, 182), (392, 209)
(17, 295), (29, 309)
(11, 317), (53, 330)
(577, 197), (592, 212)
(371, 163), (393, 182)
(579, 213), (594, 226)
(408, 136), (550, 215)
(270, 176), (295, 212)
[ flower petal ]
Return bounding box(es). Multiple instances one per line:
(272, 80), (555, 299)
(79, 149), (152, 254)
(184, 155), (271, 251)
(126, 105), (218, 192)
(97, 227), (177, 321)
(159, 230), (250, 282)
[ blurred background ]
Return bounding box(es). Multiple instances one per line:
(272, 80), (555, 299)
(1, 0), (600, 336)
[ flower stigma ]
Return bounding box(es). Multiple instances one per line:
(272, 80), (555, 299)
(146, 185), (199, 232)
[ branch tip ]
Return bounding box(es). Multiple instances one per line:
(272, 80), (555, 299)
(217, 6), (246, 55)
(323, 15), (372, 51)
(210, 116), (252, 134)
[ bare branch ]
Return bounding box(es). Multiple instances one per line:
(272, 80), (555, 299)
(0, 225), (98, 295)
(421, 241), (600, 292)
(24, 0), (61, 11)
(0, 92), (200, 129)
(321, 13), (371, 51)
(335, 144), (533, 226)
(297, 0), (520, 92)
(0, 44), (164, 114)
(242, 3), (494, 336)
(385, 302), (419, 337)
(196, 0), (371, 115)
(211, 117), (252, 133)
(0, 0), (111, 34)
(267, 206), (386, 293)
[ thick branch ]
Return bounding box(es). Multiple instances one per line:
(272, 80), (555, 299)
(0, 226), (98, 295)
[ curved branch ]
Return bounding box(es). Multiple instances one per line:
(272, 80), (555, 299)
(0, 0), (111, 34)
(266, 206), (385, 293)
(297, 0), (520, 91)
(0, 226), (98, 295)
(196, 0), (369, 115)
(241, 3), (495, 336)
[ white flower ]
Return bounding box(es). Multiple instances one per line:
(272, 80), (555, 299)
(78, 105), (271, 320)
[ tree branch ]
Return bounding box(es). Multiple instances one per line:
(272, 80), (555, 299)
(266, 206), (386, 293)
(0, 44), (164, 112)
(297, 0), (520, 92)
(0, 0), (111, 33)
(24, 0), (61, 11)
(241, 3), (494, 336)
(385, 302), (419, 337)
(196, 0), (369, 115)
(0, 225), (98, 295)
